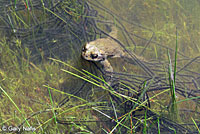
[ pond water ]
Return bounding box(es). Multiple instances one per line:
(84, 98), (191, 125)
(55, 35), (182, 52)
(0, 0), (199, 133)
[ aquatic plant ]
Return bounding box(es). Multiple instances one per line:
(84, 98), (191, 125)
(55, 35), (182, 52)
(0, 0), (199, 133)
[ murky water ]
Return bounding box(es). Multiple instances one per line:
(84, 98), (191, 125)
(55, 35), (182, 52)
(0, 0), (199, 133)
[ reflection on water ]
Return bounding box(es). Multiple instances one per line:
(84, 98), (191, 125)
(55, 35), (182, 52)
(0, 0), (199, 133)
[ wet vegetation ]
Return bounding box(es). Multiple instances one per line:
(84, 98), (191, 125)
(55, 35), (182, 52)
(0, 0), (200, 133)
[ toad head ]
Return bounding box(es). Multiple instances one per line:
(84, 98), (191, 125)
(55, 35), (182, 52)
(82, 43), (106, 62)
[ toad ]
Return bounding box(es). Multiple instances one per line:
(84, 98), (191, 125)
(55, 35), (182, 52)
(81, 26), (144, 73)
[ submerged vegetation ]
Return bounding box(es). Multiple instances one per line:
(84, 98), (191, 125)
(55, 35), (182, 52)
(0, 0), (200, 133)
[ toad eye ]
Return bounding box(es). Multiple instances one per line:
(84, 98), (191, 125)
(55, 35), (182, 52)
(91, 54), (98, 59)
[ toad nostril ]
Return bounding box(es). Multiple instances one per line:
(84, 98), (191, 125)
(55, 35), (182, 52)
(82, 46), (87, 51)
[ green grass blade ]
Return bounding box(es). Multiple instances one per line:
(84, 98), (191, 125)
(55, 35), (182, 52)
(47, 87), (57, 124)
(191, 117), (200, 133)
(143, 110), (147, 134)
(157, 117), (160, 134)
(174, 27), (178, 84)
(0, 86), (31, 127)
